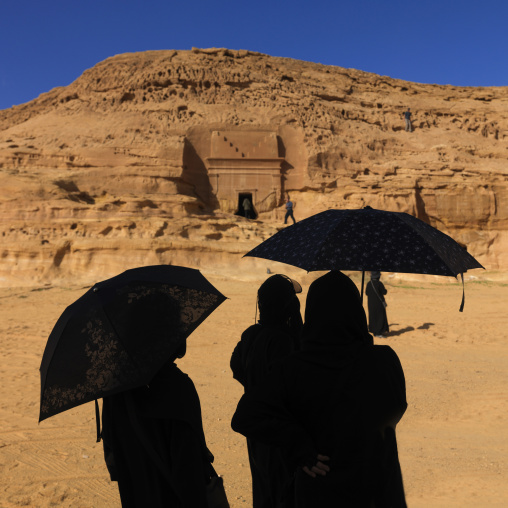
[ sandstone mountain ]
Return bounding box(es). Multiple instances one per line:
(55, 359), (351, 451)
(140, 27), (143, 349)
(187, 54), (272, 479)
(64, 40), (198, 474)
(0, 48), (506, 286)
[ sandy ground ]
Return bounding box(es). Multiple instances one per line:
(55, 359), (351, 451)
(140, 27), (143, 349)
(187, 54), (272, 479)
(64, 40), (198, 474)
(1, 270), (507, 507)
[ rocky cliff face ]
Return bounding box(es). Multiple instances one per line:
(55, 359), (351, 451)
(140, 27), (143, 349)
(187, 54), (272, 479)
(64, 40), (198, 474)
(0, 48), (506, 286)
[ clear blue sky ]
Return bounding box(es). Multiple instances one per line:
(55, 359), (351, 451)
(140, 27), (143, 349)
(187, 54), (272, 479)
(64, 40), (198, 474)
(1, 0), (507, 111)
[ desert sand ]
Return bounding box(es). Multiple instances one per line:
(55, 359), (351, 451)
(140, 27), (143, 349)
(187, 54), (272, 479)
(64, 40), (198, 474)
(0, 268), (507, 507)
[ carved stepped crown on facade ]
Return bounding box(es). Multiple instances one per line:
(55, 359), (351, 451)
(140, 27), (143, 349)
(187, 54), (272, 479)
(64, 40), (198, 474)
(206, 131), (285, 214)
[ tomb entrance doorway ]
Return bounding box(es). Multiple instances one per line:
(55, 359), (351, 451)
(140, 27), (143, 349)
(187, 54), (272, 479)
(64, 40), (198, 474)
(236, 192), (257, 219)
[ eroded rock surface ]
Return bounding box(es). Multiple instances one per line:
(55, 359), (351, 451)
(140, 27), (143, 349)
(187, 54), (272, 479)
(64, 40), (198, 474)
(0, 48), (506, 285)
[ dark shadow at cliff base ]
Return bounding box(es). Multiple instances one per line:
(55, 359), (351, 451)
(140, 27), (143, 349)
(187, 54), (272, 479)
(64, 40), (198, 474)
(181, 138), (219, 212)
(278, 135), (294, 204)
(414, 185), (430, 223)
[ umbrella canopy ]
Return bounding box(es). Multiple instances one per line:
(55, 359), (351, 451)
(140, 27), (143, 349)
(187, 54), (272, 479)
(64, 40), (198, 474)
(245, 208), (483, 276)
(40, 265), (226, 422)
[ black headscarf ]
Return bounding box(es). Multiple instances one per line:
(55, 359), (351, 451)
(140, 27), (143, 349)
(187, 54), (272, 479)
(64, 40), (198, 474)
(370, 271), (381, 280)
(302, 271), (372, 348)
(257, 274), (303, 338)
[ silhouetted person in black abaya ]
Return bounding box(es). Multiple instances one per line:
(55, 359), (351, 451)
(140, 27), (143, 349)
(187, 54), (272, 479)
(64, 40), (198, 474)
(231, 274), (303, 508)
(232, 271), (407, 508)
(101, 295), (215, 508)
(366, 271), (389, 338)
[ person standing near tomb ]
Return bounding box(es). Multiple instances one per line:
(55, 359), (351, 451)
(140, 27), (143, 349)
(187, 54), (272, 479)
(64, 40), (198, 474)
(102, 355), (212, 507)
(366, 271), (389, 338)
(284, 196), (296, 225)
(243, 196), (253, 219)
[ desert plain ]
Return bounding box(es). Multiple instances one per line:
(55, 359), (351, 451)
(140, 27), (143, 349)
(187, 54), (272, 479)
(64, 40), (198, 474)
(0, 267), (507, 508)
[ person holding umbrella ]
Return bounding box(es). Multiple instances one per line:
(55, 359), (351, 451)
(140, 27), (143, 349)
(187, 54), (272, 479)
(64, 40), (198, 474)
(366, 271), (389, 338)
(231, 274), (303, 508)
(101, 293), (214, 507)
(39, 265), (229, 508)
(232, 271), (408, 507)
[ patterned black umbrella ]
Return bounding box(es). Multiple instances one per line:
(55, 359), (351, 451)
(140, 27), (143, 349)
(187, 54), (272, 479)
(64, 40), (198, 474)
(40, 265), (226, 423)
(245, 208), (483, 308)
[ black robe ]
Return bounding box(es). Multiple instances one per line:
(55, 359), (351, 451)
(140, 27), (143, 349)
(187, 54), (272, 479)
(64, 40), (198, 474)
(366, 280), (389, 336)
(232, 343), (407, 507)
(232, 271), (407, 508)
(231, 324), (296, 508)
(102, 363), (209, 508)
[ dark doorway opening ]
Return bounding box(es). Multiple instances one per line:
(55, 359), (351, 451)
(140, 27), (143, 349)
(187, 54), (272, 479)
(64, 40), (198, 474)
(236, 193), (257, 219)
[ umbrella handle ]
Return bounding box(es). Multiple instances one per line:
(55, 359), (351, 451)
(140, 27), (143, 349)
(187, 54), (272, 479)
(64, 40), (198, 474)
(95, 399), (101, 443)
(459, 273), (465, 312)
(361, 271), (365, 302)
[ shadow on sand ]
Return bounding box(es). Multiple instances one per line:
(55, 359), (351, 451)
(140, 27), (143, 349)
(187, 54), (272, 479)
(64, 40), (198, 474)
(384, 322), (435, 337)
(416, 322), (435, 330)
(386, 326), (415, 337)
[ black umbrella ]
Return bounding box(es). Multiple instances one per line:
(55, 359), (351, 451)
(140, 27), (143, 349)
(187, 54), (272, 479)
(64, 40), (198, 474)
(40, 265), (226, 424)
(245, 208), (484, 309)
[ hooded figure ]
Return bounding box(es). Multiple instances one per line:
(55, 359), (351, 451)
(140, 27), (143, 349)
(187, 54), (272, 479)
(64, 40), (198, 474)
(232, 271), (407, 508)
(231, 274), (303, 508)
(101, 296), (213, 507)
(366, 271), (389, 337)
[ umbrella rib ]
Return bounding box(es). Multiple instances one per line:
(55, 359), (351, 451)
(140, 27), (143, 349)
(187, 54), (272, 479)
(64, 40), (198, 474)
(306, 211), (348, 270)
(397, 214), (465, 276)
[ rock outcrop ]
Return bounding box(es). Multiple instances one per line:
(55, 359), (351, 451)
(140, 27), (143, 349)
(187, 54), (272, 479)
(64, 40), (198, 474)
(0, 48), (506, 285)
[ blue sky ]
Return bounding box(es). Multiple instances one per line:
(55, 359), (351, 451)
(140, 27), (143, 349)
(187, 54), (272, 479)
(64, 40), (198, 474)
(1, 0), (507, 110)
